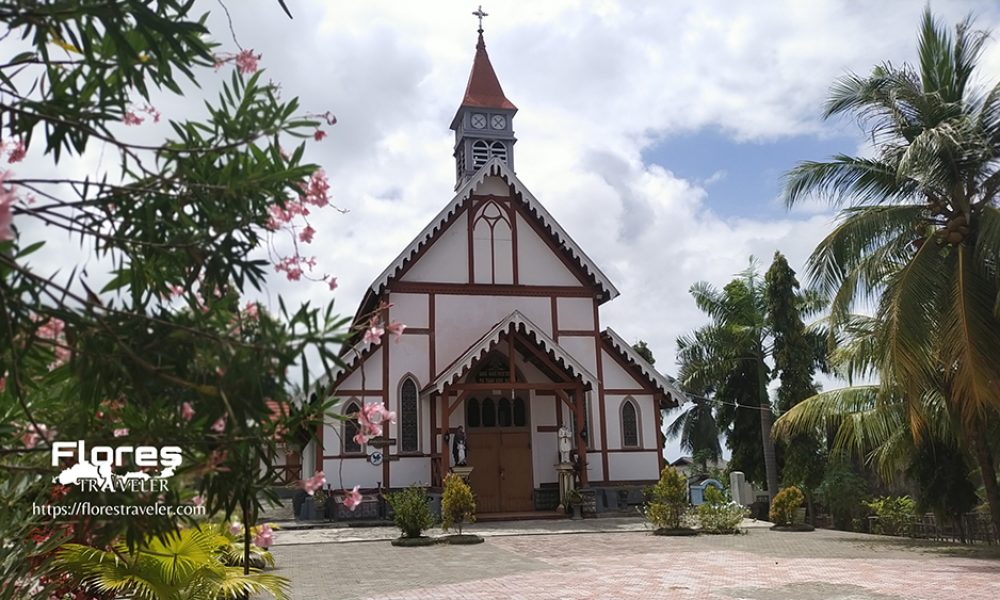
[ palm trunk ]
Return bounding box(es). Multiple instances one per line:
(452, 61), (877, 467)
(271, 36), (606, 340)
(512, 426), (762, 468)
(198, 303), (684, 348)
(970, 421), (1000, 542)
(757, 358), (779, 503)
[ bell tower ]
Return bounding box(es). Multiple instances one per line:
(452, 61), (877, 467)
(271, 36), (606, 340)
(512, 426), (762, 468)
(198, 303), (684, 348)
(450, 8), (517, 189)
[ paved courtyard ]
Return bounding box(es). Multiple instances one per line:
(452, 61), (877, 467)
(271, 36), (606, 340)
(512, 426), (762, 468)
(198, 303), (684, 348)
(269, 518), (1000, 600)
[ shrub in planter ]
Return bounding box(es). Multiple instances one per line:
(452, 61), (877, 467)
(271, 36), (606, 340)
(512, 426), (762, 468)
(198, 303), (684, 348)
(864, 496), (916, 536)
(769, 486), (805, 526)
(441, 473), (476, 535)
(387, 484), (435, 539)
(644, 466), (692, 533)
(697, 486), (749, 534)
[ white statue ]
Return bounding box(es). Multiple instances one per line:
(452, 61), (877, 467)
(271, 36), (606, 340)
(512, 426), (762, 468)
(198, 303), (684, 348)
(558, 426), (572, 464)
(452, 426), (468, 466)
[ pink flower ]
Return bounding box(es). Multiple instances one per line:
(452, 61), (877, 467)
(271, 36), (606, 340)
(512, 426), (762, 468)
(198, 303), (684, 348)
(254, 523), (274, 549)
(386, 321), (407, 343)
(299, 225), (315, 244)
(353, 431), (369, 446)
(7, 140), (26, 163)
(0, 171), (15, 242)
(363, 325), (384, 345)
(142, 104), (161, 123)
(229, 521), (243, 535)
(181, 402), (195, 421)
(113, 428), (129, 438)
(235, 49), (259, 74)
(326, 277), (338, 291)
(313, 129), (327, 141)
(20, 423), (53, 449)
(169, 284), (184, 297)
(301, 470), (326, 495)
(343, 486), (363, 511)
(123, 111), (143, 126)
(210, 415), (227, 433)
(192, 495), (205, 507)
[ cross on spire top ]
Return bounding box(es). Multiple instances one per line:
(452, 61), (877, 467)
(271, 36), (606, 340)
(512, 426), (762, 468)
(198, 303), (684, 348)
(472, 5), (488, 34)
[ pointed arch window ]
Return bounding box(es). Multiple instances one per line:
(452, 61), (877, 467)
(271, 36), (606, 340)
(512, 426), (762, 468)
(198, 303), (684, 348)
(621, 398), (640, 448)
(344, 400), (363, 454)
(472, 199), (513, 284)
(399, 377), (419, 453)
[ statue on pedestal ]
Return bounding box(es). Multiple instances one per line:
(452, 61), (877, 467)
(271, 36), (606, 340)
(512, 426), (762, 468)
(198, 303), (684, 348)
(452, 426), (468, 466)
(557, 426), (572, 464)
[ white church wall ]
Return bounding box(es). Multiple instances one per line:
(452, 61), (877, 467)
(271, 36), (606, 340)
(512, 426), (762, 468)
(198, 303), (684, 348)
(556, 297), (595, 330)
(555, 335), (597, 376)
(604, 393), (655, 450)
(599, 348), (645, 389)
(337, 349), (384, 392)
(321, 456), (381, 489)
(399, 215), (468, 284)
(531, 393), (558, 485)
(434, 295), (551, 368)
(387, 335), (430, 397)
(388, 293), (429, 329)
(391, 457), (432, 488)
(607, 452), (659, 482)
(514, 214), (584, 286)
(475, 176), (511, 196)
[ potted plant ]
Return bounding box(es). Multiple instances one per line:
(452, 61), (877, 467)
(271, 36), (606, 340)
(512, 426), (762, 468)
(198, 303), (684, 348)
(311, 488), (330, 521)
(441, 473), (483, 544)
(769, 486), (814, 531)
(566, 488), (584, 520)
(644, 465), (696, 536)
(386, 485), (436, 546)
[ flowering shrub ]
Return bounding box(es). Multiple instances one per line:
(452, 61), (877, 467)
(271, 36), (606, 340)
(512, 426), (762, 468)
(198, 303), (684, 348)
(864, 496), (916, 536)
(441, 473), (476, 534)
(387, 485), (435, 539)
(643, 466), (689, 530)
(769, 486), (805, 526)
(697, 486), (748, 534)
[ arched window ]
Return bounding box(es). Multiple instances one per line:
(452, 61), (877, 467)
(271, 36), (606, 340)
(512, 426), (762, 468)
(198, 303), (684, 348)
(490, 141), (507, 162)
(512, 396), (527, 427)
(344, 400), (362, 454)
(481, 397), (496, 427)
(472, 140), (489, 168)
(466, 397), (480, 427)
(497, 398), (512, 427)
(472, 199), (513, 284)
(399, 377), (419, 453)
(621, 398), (640, 448)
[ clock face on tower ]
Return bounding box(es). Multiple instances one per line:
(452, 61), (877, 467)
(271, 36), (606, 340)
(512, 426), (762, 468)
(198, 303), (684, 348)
(491, 114), (506, 129)
(471, 113), (487, 129)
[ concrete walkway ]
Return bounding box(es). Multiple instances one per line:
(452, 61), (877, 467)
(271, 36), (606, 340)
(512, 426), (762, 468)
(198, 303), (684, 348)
(268, 518), (1000, 600)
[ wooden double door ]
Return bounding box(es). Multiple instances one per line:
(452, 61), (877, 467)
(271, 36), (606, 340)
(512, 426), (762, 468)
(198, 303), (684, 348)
(465, 396), (534, 513)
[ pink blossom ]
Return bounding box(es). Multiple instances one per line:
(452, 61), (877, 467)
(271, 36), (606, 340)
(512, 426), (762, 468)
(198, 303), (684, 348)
(113, 428), (129, 438)
(254, 523), (274, 549)
(244, 302), (260, 320)
(353, 431), (369, 446)
(21, 423), (53, 449)
(7, 140), (26, 163)
(363, 325), (384, 345)
(210, 415), (227, 433)
(0, 171), (15, 242)
(313, 129), (327, 141)
(302, 170), (330, 208)
(169, 284), (185, 297)
(343, 486), (362, 511)
(229, 521), (243, 535)
(300, 470), (326, 495)
(37, 317), (65, 340)
(326, 277), (338, 291)
(386, 321), (407, 343)
(181, 402), (195, 421)
(141, 104), (161, 123)
(192, 495), (205, 507)
(123, 111), (143, 126)
(235, 49), (259, 74)
(298, 225), (315, 244)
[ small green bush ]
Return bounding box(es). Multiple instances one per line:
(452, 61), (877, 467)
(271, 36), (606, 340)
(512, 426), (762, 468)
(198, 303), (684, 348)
(697, 486), (748, 534)
(643, 466), (689, 530)
(864, 496), (916, 536)
(387, 485), (434, 538)
(769, 486), (804, 526)
(441, 473), (476, 534)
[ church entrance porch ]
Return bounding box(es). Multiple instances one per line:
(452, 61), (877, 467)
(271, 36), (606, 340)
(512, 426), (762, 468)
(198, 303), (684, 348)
(465, 395), (533, 513)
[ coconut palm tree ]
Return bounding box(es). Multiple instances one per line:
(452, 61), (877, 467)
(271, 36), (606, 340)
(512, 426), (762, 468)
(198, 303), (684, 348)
(665, 395), (722, 468)
(54, 527), (289, 600)
(782, 8), (1000, 535)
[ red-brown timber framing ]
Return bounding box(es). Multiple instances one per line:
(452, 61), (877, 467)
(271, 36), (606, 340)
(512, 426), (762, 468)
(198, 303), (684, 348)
(593, 301), (610, 481)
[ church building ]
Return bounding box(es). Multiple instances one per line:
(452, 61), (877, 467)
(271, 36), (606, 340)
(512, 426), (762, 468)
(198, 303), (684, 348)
(304, 25), (686, 515)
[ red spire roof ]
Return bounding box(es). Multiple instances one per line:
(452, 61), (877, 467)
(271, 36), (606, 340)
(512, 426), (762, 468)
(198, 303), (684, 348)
(460, 33), (516, 110)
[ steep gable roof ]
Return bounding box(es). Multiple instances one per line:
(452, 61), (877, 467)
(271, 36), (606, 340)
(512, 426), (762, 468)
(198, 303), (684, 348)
(426, 310), (598, 395)
(460, 33), (516, 111)
(601, 327), (687, 407)
(368, 157), (619, 302)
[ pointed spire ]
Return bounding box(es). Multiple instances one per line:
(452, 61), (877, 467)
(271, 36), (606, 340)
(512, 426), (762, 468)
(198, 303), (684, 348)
(459, 31), (516, 111)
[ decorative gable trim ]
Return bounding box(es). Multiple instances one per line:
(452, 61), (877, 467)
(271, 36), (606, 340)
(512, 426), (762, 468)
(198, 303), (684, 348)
(368, 158), (619, 302)
(601, 327), (687, 407)
(426, 310), (598, 395)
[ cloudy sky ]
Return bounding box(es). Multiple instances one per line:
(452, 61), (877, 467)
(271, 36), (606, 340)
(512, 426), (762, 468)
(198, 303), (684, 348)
(14, 1), (1000, 457)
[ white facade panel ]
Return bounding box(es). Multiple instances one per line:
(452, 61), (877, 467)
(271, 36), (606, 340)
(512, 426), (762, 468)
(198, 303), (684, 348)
(531, 393), (558, 485)
(600, 348), (645, 389)
(321, 456), (382, 489)
(604, 393), (655, 450)
(388, 293), (429, 329)
(515, 214), (583, 286)
(608, 452), (659, 482)
(474, 176), (511, 196)
(391, 457), (432, 488)
(400, 216), (468, 283)
(337, 350), (383, 393)
(435, 295), (551, 369)
(556, 335), (597, 378)
(556, 297), (595, 330)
